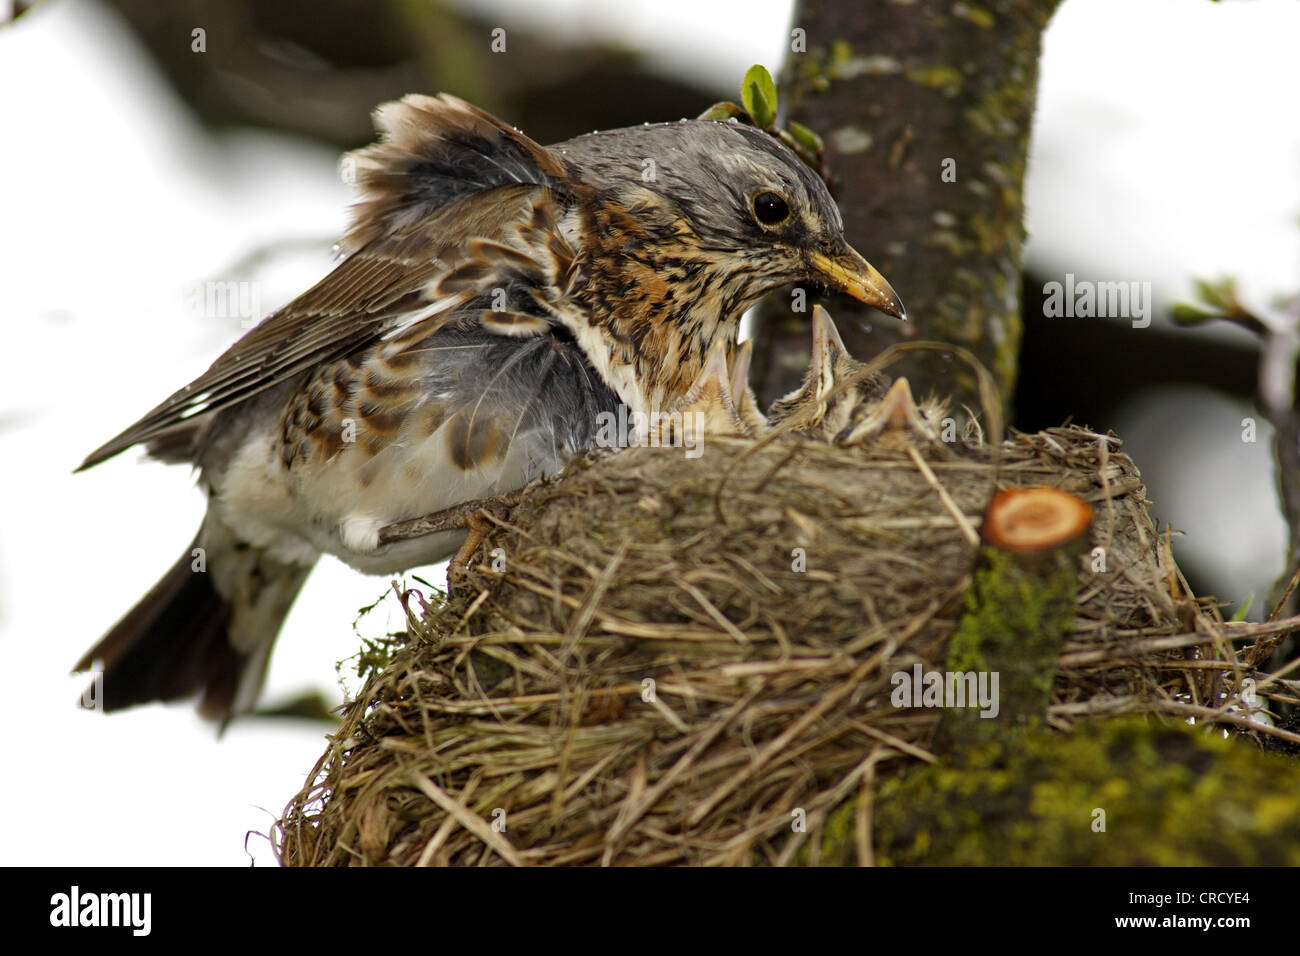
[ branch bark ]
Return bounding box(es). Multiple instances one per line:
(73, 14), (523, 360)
(753, 0), (1062, 423)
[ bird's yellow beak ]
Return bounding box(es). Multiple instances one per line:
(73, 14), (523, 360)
(809, 247), (906, 321)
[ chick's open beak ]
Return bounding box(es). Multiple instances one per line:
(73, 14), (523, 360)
(809, 246), (906, 321)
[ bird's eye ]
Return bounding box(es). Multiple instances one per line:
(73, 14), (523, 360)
(752, 191), (791, 227)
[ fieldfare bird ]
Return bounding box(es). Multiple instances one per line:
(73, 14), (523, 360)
(75, 93), (905, 721)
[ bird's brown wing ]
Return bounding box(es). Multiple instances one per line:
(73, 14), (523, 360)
(80, 94), (573, 471)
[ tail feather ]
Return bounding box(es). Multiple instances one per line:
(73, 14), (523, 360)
(75, 531), (312, 722)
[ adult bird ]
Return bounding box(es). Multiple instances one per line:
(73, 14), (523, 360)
(74, 93), (905, 721)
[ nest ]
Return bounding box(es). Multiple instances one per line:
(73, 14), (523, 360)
(273, 425), (1291, 866)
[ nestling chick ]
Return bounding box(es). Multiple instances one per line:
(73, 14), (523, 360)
(766, 304), (889, 434)
(766, 305), (948, 450)
(652, 338), (759, 448)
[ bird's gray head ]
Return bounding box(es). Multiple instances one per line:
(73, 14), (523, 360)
(554, 119), (904, 320)
(339, 93), (902, 322)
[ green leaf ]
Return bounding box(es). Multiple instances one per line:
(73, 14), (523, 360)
(786, 120), (824, 156)
(741, 64), (778, 129)
(1169, 303), (1216, 325)
(697, 101), (742, 122)
(1230, 593), (1253, 622)
(1193, 275), (1235, 308)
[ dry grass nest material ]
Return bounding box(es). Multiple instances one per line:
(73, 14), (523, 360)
(274, 424), (1293, 866)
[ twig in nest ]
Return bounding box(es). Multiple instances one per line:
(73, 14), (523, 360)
(1268, 563), (1300, 622)
(408, 772), (526, 867)
(1155, 700), (1300, 748)
(907, 445), (979, 546)
(391, 581), (434, 641)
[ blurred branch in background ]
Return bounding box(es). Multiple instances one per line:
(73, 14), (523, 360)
(751, 0), (1060, 419)
(1175, 274), (1300, 639)
(103, 0), (716, 147)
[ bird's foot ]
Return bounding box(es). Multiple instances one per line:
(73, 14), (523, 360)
(376, 484), (539, 599)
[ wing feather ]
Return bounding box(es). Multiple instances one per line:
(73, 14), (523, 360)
(80, 93), (573, 471)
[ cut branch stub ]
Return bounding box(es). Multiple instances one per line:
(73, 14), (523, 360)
(981, 486), (1094, 554)
(931, 486), (1093, 756)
